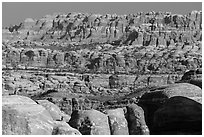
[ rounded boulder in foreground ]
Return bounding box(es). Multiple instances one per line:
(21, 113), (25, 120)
(69, 109), (111, 135)
(2, 95), (54, 135)
(153, 96), (202, 135)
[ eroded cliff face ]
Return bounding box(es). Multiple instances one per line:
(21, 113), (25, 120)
(2, 11), (202, 74)
(2, 10), (202, 135)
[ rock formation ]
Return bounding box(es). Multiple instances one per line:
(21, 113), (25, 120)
(2, 10), (202, 135)
(106, 108), (129, 135)
(2, 11), (202, 75)
(2, 95), (54, 135)
(68, 109), (111, 135)
(126, 104), (150, 135)
(138, 83), (202, 132)
(153, 96), (202, 134)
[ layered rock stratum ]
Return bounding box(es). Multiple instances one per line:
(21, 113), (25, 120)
(3, 10), (202, 74)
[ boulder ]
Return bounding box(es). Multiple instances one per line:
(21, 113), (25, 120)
(3, 95), (37, 105)
(2, 95), (54, 135)
(126, 104), (150, 135)
(69, 109), (110, 135)
(52, 121), (81, 135)
(106, 108), (129, 135)
(138, 83), (202, 132)
(36, 100), (63, 121)
(160, 83), (202, 103)
(153, 96), (202, 135)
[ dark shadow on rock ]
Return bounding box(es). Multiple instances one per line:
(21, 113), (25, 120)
(152, 96), (202, 135)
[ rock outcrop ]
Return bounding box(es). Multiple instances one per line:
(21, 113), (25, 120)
(36, 100), (64, 121)
(153, 96), (202, 134)
(106, 108), (129, 135)
(2, 95), (54, 135)
(2, 95), (82, 135)
(126, 104), (150, 135)
(138, 83), (202, 132)
(68, 109), (111, 135)
(2, 10), (202, 135)
(52, 121), (81, 135)
(2, 11), (202, 75)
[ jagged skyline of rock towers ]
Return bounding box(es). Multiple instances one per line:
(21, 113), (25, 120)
(2, 2), (202, 27)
